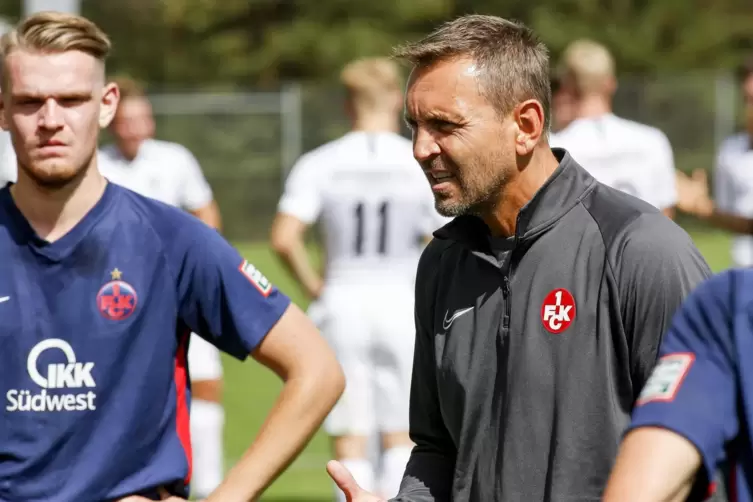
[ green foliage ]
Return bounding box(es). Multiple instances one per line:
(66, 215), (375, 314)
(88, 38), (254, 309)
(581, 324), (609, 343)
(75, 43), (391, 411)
(0, 0), (749, 85)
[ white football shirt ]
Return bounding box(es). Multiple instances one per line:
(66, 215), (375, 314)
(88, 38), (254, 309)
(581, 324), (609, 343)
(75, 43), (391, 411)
(0, 132), (16, 188)
(713, 133), (753, 267)
(278, 131), (449, 284)
(98, 138), (213, 210)
(550, 113), (677, 210)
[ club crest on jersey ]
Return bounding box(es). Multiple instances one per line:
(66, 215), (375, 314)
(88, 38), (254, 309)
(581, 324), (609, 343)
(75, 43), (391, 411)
(240, 260), (272, 297)
(540, 288), (576, 334)
(96, 268), (138, 321)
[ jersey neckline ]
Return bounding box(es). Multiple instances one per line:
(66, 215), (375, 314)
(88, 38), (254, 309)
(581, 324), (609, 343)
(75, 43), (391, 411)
(0, 181), (118, 262)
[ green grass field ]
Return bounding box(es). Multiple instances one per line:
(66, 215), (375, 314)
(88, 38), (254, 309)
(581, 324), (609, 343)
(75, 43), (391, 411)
(224, 228), (735, 501)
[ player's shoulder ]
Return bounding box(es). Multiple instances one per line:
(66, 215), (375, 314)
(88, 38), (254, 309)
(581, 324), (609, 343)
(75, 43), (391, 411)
(672, 267), (747, 330)
(583, 181), (702, 260)
(112, 183), (213, 240)
(142, 138), (196, 160)
(290, 135), (355, 173)
(608, 114), (672, 147)
(717, 132), (750, 157)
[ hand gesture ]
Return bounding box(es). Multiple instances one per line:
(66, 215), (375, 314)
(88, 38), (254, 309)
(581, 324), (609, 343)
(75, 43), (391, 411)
(327, 460), (386, 502)
(675, 169), (713, 217)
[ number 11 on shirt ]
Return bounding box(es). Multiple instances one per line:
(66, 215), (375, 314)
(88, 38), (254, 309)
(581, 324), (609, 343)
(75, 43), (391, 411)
(353, 201), (389, 256)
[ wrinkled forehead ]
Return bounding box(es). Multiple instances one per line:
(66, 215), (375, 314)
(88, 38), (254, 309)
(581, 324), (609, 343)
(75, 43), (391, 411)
(405, 57), (485, 117)
(3, 48), (102, 94)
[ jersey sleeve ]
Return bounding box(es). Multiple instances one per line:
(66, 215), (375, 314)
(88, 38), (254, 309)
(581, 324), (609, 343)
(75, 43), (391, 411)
(650, 133), (678, 210)
(172, 218), (292, 360)
(714, 145), (735, 213)
(176, 146), (214, 211)
(277, 154), (323, 224)
(628, 270), (739, 486)
(618, 214), (711, 392)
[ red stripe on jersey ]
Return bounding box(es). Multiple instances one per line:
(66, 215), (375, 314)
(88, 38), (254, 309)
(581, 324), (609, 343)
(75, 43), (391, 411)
(708, 481), (717, 499)
(174, 330), (192, 484)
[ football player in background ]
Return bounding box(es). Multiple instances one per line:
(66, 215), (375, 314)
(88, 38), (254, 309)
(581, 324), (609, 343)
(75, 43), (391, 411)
(551, 39), (678, 218)
(270, 57), (449, 501)
(0, 11), (344, 501)
(550, 75), (576, 133)
(0, 130), (15, 187)
(98, 76), (226, 500)
(674, 57), (753, 266)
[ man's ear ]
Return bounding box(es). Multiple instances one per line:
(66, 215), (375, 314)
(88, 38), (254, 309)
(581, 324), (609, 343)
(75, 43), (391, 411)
(99, 82), (119, 128)
(514, 98), (546, 156)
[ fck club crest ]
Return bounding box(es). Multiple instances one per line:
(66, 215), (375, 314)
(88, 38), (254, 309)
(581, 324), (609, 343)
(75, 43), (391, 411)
(540, 288), (576, 334)
(96, 268), (138, 321)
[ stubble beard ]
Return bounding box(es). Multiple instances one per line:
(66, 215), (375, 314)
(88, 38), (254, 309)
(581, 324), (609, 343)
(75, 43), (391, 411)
(19, 151), (94, 191)
(434, 162), (509, 218)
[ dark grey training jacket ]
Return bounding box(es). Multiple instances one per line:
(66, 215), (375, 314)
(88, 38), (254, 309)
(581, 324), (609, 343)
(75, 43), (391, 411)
(393, 149), (712, 502)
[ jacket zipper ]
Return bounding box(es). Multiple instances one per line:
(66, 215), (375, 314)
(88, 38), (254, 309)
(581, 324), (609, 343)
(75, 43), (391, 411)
(502, 215), (522, 332)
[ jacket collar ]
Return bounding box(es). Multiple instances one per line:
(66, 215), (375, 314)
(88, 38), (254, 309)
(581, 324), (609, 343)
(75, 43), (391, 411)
(434, 148), (595, 246)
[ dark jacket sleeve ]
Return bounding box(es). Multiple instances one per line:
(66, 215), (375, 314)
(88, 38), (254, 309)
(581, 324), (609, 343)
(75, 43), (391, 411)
(617, 214), (712, 395)
(391, 242), (456, 502)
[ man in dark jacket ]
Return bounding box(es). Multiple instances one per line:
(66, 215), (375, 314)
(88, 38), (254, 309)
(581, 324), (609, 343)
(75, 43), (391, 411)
(327, 14), (715, 502)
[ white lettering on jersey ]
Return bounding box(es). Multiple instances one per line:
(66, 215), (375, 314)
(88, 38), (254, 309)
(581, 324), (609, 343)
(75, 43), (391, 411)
(277, 132), (451, 283)
(6, 339), (97, 412)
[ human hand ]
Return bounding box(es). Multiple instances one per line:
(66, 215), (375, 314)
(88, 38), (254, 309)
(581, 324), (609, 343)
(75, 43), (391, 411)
(675, 169), (713, 217)
(327, 460), (387, 502)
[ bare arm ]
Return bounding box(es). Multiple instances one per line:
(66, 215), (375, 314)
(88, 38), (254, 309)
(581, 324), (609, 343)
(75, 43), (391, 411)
(603, 427), (701, 502)
(703, 208), (753, 235)
(208, 303), (345, 501)
(676, 168), (753, 234)
(270, 213), (323, 299)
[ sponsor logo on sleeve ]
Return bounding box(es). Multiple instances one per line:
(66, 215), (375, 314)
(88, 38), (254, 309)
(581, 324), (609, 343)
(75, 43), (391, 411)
(636, 352), (695, 406)
(239, 260), (272, 297)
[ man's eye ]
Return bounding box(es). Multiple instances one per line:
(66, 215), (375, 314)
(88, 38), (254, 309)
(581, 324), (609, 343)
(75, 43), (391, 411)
(433, 120), (457, 131)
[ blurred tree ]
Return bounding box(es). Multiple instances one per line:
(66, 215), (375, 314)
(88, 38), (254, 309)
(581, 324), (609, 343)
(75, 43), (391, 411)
(0, 0), (745, 87)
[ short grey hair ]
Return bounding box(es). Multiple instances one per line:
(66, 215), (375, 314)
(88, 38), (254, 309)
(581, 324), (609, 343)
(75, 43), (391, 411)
(393, 14), (552, 130)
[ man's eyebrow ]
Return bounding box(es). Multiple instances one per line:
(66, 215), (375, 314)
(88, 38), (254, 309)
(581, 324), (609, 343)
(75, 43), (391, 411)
(12, 91), (92, 100)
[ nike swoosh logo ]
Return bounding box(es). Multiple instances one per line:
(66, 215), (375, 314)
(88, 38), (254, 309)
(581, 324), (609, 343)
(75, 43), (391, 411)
(443, 306), (473, 330)
(0, 296), (9, 303)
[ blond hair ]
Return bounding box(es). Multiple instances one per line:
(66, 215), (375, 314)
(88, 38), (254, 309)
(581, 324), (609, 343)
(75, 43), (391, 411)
(558, 39), (614, 95)
(340, 57), (402, 113)
(111, 75), (146, 99)
(393, 14), (551, 129)
(1, 11), (111, 62)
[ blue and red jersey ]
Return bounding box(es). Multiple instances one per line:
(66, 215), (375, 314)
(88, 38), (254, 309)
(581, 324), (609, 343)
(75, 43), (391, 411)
(0, 182), (290, 500)
(629, 268), (753, 502)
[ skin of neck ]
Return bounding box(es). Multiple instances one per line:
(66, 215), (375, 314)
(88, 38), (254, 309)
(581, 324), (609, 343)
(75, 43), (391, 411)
(481, 143), (561, 238)
(10, 158), (107, 242)
(574, 93), (612, 119)
(350, 111), (400, 133)
(115, 137), (144, 162)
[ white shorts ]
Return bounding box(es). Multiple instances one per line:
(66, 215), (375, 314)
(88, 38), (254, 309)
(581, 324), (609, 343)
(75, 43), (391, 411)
(187, 333), (223, 382)
(317, 282), (416, 436)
